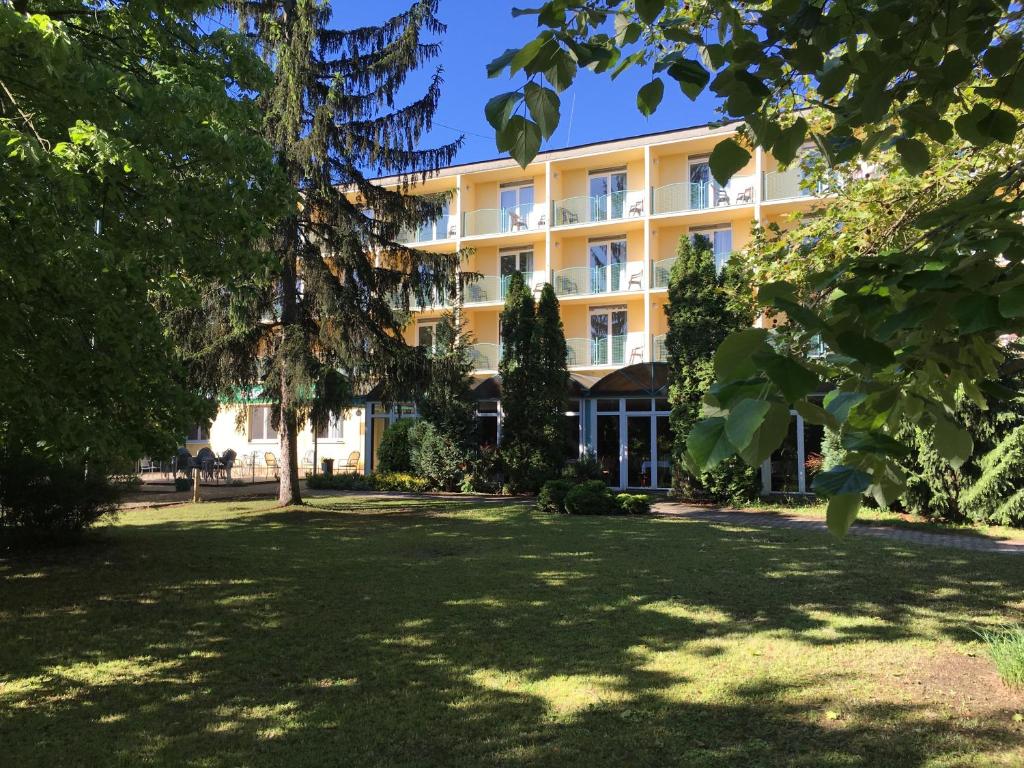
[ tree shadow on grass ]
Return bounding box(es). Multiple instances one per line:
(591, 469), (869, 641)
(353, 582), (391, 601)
(1, 502), (1022, 767)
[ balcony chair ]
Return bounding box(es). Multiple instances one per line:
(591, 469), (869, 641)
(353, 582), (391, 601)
(555, 274), (579, 295)
(735, 186), (754, 204)
(264, 452), (280, 480)
(447, 223), (457, 238)
(627, 270), (644, 290)
(628, 200), (644, 217)
(508, 211), (529, 231)
(301, 450), (315, 476)
(340, 451), (361, 472)
(466, 283), (488, 303)
(559, 208), (579, 225)
(715, 187), (731, 206)
(629, 345), (644, 364)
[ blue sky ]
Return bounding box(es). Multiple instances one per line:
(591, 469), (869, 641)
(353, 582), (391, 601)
(331, 0), (723, 164)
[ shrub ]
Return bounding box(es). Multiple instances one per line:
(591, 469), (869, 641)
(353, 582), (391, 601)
(306, 472), (372, 491)
(371, 472), (430, 493)
(564, 480), (619, 516)
(537, 479), (573, 514)
(460, 447), (500, 494)
(562, 451), (605, 483)
(976, 625), (1024, 688)
(174, 477), (192, 492)
(409, 420), (469, 491)
(615, 493), (651, 515)
(377, 419), (417, 473)
(0, 455), (120, 546)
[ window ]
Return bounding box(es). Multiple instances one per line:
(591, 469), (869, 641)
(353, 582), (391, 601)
(187, 424), (209, 442)
(589, 169), (627, 220)
(499, 247), (535, 299)
(417, 321), (438, 352)
(499, 182), (535, 231)
(589, 306), (627, 365)
(689, 225), (733, 274)
(249, 405), (277, 441)
(476, 400), (500, 449)
(316, 413), (344, 441)
(589, 238), (627, 293)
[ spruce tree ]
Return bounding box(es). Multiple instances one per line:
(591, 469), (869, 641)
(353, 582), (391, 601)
(533, 284), (570, 472)
(665, 235), (757, 500)
(418, 312), (476, 451)
(172, 0), (460, 505)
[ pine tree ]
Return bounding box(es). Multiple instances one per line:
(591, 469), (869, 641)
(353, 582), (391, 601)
(172, 1), (461, 505)
(665, 235), (758, 500)
(418, 312), (476, 451)
(497, 272), (539, 491)
(533, 283), (570, 472)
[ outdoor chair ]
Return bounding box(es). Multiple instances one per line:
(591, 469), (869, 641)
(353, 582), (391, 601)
(264, 452), (280, 480)
(340, 451), (360, 472)
(559, 208), (579, 225)
(508, 211), (529, 231)
(138, 457), (158, 475)
(627, 270), (644, 290)
(301, 450), (315, 476)
(735, 186), (754, 204)
(196, 447), (216, 482)
(466, 283), (488, 303)
(447, 223), (457, 238)
(715, 187), (731, 206)
(628, 200), (643, 217)
(175, 448), (194, 479)
(629, 345), (644, 364)
(219, 449), (236, 481)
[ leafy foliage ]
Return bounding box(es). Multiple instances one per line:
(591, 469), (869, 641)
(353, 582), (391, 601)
(537, 478), (573, 514)
(564, 480), (620, 516)
(665, 235), (758, 502)
(614, 493), (652, 515)
(305, 472), (373, 491)
(409, 420), (469, 492)
(487, 0), (1024, 533)
(561, 451), (605, 483)
(1, 2), (283, 480)
(171, 0), (461, 505)
(377, 419), (417, 474)
(370, 472), (431, 494)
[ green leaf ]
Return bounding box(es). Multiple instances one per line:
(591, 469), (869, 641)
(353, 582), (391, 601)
(487, 48), (518, 78)
(484, 92), (519, 131)
(509, 35), (549, 76)
(773, 117), (808, 165)
(812, 465), (872, 498)
(998, 285), (1024, 318)
(977, 108), (1018, 144)
(955, 105), (995, 148)
(637, 78), (664, 117)
(724, 399), (771, 453)
(834, 332), (894, 366)
(667, 59), (710, 99)
(932, 417), (973, 470)
(714, 328), (769, 381)
(823, 391), (866, 424)
(498, 116), (542, 168)
(687, 417), (735, 471)
(545, 50), (577, 92)
(523, 83), (560, 139)
(737, 402), (791, 466)
(841, 430), (910, 457)
(895, 137), (930, 175)
(635, 0), (665, 25)
(795, 400), (837, 428)
(757, 353), (820, 402)
(708, 138), (751, 186)
(826, 494), (862, 538)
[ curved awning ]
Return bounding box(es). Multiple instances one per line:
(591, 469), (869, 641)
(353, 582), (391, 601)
(588, 363), (669, 397)
(471, 373), (599, 400)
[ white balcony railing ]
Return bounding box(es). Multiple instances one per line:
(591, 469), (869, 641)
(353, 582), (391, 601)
(552, 190), (645, 226)
(565, 335), (647, 367)
(462, 203), (547, 237)
(463, 271), (538, 305)
(763, 166), (826, 201)
(468, 342), (502, 371)
(651, 174), (756, 215)
(399, 214), (457, 244)
(552, 264), (644, 297)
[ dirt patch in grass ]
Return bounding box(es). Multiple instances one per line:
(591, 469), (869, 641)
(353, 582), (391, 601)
(894, 647), (1024, 720)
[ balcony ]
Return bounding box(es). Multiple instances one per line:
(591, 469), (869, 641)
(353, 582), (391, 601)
(552, 190), (645, 227)
(763, 166), (825, 201)
(552, 264), (644, 298)
(653, 334), (668, 362)
(468, 342), (501, 370)
(388, 288), (450, 312)
(399, 214), (457, 244)
(651, 174), (755, 215)
(463, 271), (538, 305)
(462, 203), (547, 237)
(652, 257), (676, 289)
(565, 335), (645, 367)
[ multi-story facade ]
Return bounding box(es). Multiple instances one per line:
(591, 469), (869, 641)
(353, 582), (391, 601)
(193, 120), (823, 492)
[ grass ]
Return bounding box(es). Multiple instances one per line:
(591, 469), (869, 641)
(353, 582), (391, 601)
(2, 496), (1023, 767)
(977, 626), (1024, 688)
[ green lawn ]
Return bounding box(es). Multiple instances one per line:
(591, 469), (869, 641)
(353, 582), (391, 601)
(2, 498), (1023, 767)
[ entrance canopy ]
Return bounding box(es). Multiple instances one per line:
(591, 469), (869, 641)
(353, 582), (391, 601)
(471, 373), (599, 400)
(589, 363), (668, 398)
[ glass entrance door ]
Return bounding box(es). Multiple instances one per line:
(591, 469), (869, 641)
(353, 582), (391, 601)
(588, 239), (626, 293)
(589, 308), (627, 365)
(589, 171), (627, 221)
(627, 416), (653, 488)
(499, 183), (534, 232)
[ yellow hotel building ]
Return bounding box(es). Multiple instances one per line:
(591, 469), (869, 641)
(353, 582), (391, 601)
(196, 119), (821, 493)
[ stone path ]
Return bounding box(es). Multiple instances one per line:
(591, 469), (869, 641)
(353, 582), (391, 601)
(653, 503), (1024, 555)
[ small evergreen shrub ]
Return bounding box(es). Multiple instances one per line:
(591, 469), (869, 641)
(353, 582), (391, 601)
(562, 451), (605, 483)
(377, 419), (417, 473)
(371, 472), (431, 493)
(409, 420), (468, 491)
(564, 480), (619, 516)
(460, 447), (501, 494)
(615, 493), (651, 515)
(306, 472), (372, 491)
(0, 455), (120, 545)
(537, 479), (573, 514)
(976, 625), (1024, 688)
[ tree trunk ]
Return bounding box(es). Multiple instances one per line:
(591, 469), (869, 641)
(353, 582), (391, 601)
(277, 216), (303, 506)
(277, 394), (302, 505)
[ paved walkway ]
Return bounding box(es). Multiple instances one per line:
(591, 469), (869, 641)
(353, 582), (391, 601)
(653, 503), (1024, 555)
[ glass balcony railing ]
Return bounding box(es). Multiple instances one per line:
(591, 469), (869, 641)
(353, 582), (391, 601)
(651, 175), (756, 215)
(652, 257), (676, 289)
(763, 167), (826, 201)
(552, 191), (645, 226)
(387, 288), (450, 311)
(653, 334), (668, 363)
(468, 342), (502, 370)
(399, 214), (457, 244)
(462, 203), (547, 237)
(463, 271), (536, 305)
(552, 264), (643, 297)
(565, 335), (632, 367)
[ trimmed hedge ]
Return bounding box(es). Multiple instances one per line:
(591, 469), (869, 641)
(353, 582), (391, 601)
(565, 480), (620, 516)
(537, 479), (573, 514)
(615, 493), (651, 515)
(306, 472), (372, 491)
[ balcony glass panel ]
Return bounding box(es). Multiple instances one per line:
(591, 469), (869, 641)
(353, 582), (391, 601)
(462, 203), (547, 237)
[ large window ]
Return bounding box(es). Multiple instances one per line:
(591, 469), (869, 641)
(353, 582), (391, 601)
(316, 413), (344, 441)
(589, 238), (627, 293)
(689, 225), (733, 273)
(248, 405), (277, 442)
(589, 306), (627, 365)
(589, 169), (627, 220)
(186, 424), (209, 442)
(417, 321), (438, 352)
(499, 182), (535, 231)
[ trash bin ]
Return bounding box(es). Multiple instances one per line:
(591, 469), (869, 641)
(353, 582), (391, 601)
(321, 458), (334, 476)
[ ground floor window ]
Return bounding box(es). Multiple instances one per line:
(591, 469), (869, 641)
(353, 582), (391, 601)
(187, 424), (210, 442)
(593, 398), (672, 489)
(316, 413), (344, 441)
(762, 410), (825, 495)
(248, 405), (277, 442)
